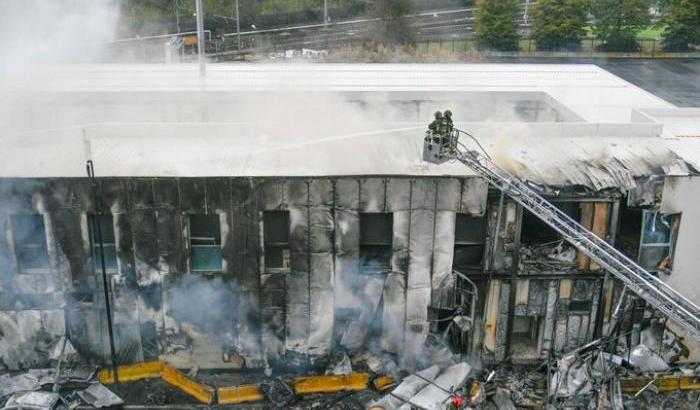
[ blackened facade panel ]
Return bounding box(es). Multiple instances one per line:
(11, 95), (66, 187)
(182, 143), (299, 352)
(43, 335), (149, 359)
(205, 178), (230, 214)
(178, 179), (205, 213)
(128, 179), (155, 210)
(359, 178), (385, 213)
(155, 209), (184, 274)
(131, 209), (161, 286)
(52, 208), (89, 288)
(152, 178), (179, 210)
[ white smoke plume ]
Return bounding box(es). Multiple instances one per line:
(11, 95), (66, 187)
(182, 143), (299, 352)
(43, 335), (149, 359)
(0, 0), (120, 77)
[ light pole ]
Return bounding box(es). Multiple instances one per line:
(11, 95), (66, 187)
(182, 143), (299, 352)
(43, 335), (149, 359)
(235, 0), (241, 50)
(175, 0), (181, 34)
(323, 0), (328, 28)
(86, 160), (118, 384)
(195, 0), (205, 77)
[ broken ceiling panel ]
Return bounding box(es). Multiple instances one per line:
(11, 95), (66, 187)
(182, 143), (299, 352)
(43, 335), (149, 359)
(483, 136), (692, 191)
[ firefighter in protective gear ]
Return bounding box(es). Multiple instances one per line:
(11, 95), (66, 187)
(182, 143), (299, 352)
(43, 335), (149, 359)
(444, 109), (454, 136)
(429, 111), (443, 139)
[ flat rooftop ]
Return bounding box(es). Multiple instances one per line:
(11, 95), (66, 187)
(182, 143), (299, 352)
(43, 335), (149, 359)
(0, 63), (696, 190)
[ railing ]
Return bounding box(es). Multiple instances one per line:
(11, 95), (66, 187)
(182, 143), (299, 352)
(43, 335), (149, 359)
(207, 34), (700, 61)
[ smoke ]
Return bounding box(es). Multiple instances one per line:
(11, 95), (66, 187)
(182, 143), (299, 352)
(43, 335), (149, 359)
(0, 0), (120, 138)
(0, 0), (120, 77)
(165, 274), (244, 346)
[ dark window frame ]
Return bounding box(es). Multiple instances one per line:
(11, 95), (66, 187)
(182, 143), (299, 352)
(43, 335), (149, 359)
(359, 213), (393, 275)
(88, 214), (118, 274)
(453, 213), (486, 273)
(638, 210), (679, 272)
(263, 210), (291, 273)
(188, 213), (223, 273)
(10, 214), (50, 274)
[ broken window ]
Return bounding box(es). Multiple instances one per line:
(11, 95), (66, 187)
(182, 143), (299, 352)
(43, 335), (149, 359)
(359, 213), (392, 274)
(638, 210), (678, 273)
(11, 214), (49, 273)
(616, 204), (642, 260)
(264, 211), (290, 272)
(568, 300), (592, 314)
(521, 201), (612, 272)
(189, 214), (222, 272)
(88, 214), (118, 273)
(521, 201), (581, 245)
(453, 214), (485, 272)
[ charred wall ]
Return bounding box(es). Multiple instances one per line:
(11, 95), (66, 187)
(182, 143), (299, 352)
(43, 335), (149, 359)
(0, 176), (489, 370)
(478, 194), (619, 364)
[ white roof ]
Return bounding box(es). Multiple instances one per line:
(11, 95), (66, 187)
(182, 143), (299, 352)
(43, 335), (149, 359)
(0, 63), (694, 189)
(4, 63), (674, 123)
(0, 123), (690, 192)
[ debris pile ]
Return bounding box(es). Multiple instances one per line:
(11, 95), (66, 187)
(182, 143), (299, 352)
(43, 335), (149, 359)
(520, 240), (578, 274)
(2, 318), (698, 409)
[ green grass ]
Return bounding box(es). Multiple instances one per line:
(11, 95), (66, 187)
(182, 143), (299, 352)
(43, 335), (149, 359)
(636, 27), (663, 40)
(583, 25), (664, 39)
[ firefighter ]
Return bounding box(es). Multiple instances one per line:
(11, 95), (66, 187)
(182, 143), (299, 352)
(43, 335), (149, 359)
(429, 111), (443, 140)
(440, 110), (451, 139)
(444, 109), (454, 136)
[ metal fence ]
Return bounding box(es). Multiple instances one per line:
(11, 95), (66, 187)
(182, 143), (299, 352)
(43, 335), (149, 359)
(208, 34), (700, 60)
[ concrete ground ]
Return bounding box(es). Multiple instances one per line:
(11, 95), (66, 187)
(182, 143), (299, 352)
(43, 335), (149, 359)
(487, 58), (700, 107)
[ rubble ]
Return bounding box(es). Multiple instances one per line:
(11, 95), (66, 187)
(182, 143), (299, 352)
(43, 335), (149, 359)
(626, 344), (671, 373)
(369, 365), (441, 409)
(368, 362), (472, 410)
(76, 383), (123, 408)
(550, 355), (593, 398)
(326, 351), (353, 375)
(1, 391), (63, 410)
(0, 293), (694, 410)
(261, 377), (296, 408)
(520, 240), (578, 273)
(409, 362), (471, 410)
(47, 338), (77, 363)
(492, 389), (517, 410)
(0, 374), (41, 398)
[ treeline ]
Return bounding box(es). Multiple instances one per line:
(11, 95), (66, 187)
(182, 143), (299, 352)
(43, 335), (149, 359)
(475, 0), (700, 52)
(117, 0), (699, 53)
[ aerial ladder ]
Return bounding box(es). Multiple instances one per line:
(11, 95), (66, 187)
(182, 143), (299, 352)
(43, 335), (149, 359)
(422, 114), (700, 341)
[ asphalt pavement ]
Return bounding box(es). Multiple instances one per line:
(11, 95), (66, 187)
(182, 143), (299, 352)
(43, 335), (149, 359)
(487, 57), (700, 107)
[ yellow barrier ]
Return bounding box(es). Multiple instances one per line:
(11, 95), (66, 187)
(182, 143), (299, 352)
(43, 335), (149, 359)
(161, 364), (215, 404)
(373, 375), (395, 392)
(218, 384), (265, 404)
(98, 361), (164, 384)
(294, 373), (369, 394)
(99, 362), (374, 404)
(620, 375), (700, 393)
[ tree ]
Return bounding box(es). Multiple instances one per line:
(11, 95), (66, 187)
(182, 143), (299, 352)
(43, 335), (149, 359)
(370, 0), (415, 45)
(531, 0), (590, 50)
(657, 0), (700, 51)
(591, 0), (651, 51)
(475, 0), (521, 51)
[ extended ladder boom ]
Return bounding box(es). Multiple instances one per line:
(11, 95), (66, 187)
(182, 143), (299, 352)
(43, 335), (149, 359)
(423, 127), (700, 340)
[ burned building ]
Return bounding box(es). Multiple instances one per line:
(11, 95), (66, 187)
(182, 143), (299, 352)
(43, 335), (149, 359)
(0, 64), (698, 373)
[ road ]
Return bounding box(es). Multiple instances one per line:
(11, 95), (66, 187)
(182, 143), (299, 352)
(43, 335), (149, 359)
(487, 57), (700, 107)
